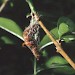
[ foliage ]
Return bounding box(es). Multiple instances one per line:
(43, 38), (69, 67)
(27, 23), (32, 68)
(0, 0), (75, 75)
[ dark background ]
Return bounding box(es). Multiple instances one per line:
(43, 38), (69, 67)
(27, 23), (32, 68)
(0, 0), (75, 75)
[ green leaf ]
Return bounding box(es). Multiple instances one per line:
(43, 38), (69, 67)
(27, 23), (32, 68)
(58, 17), (75, 35)
(40, 27), (59, 47)
(45, 56), (68, 68)
(37, 66), (75, 75)
(10, 2), (14, 7)
(53, 66), (75, 75)
(62, 35), (75, 43)
(0, 17), (24, 41)
(41, 49), (48, 57)
(57, 17), (75, 42)
(58, 23), (69, 38)
(0, 36), (14, 44)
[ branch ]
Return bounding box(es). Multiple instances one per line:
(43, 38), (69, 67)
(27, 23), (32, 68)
(26, 0), (36, 13)
(26, 0), (75, 69)
(38, 20), (75, 69)
(0, 0), (8, 12)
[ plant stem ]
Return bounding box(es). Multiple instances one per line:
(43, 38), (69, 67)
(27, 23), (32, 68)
(26, 0), (36, 13)
(38, 20), (75, 69)
(34, 57), (37, 75)
(26, 0), (75, 70)
(0, 0), (8, 12)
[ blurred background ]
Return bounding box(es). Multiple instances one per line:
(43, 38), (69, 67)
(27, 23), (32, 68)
(0, 0), (75, 75)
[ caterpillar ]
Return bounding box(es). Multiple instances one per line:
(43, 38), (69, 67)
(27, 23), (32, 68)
(23, 23), (40, 60)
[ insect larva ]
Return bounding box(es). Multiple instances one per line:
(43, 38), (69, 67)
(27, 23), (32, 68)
(23, 24), (40, 60)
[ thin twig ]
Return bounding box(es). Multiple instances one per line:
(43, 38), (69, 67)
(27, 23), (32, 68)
(0, 0), (8, 12)
(26, 0), (75, 69)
